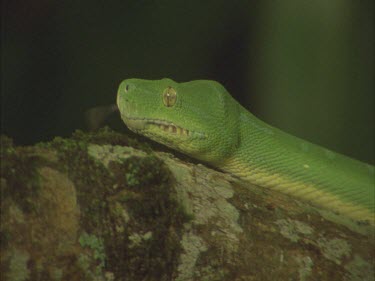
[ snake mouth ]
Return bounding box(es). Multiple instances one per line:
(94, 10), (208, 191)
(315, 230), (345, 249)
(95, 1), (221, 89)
(122, 116), (206, 139)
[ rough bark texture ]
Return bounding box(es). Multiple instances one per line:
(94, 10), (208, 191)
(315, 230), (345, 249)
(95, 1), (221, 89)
(1, 128), (374, 281)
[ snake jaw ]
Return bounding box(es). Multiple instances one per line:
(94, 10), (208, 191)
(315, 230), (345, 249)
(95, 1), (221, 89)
(122, 115), (206, 140)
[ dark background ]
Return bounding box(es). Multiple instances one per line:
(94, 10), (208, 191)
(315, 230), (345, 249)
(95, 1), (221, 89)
(1, 0), (374, 164)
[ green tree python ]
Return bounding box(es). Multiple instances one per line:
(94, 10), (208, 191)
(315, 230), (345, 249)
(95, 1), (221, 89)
(116, 78), (374, 225)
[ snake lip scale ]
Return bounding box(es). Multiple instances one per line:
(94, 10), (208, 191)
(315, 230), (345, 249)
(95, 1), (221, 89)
(122, 115), (206, 138)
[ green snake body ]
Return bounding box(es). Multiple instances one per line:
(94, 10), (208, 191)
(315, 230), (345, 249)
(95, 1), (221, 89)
(117, 78), (374, 224)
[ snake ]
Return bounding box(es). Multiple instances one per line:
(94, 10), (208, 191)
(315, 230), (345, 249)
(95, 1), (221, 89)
(116, 78), (374, 225)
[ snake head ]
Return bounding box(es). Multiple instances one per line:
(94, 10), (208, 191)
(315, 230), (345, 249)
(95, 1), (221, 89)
(117, 78), (240, 164)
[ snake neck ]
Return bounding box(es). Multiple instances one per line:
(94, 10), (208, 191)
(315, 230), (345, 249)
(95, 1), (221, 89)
(219, 110), (374, 223)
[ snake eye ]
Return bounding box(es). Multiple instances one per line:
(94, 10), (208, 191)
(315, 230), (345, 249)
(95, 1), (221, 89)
(125, 84), (130, 92)
(163, 86), (177, 107)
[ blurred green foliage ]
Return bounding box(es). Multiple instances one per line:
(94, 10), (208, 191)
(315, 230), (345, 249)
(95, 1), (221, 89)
(1, 0), (373, 164)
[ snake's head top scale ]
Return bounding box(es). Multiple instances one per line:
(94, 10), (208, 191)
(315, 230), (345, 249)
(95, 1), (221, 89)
(117, 78), (240, 163)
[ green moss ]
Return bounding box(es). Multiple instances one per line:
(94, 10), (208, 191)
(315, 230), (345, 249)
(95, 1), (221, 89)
(76, 252), (105, 280)
(0, 136), (42, 213)
(79, 232), (106, 270)
(49, 267), (63, 281)
(6, 249), (30, 281)
(345, 255), (374, 281)
(124, 162), (141, 187)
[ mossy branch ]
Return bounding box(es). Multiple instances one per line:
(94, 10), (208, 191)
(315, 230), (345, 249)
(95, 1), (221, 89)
(1, 128), (373, 281)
